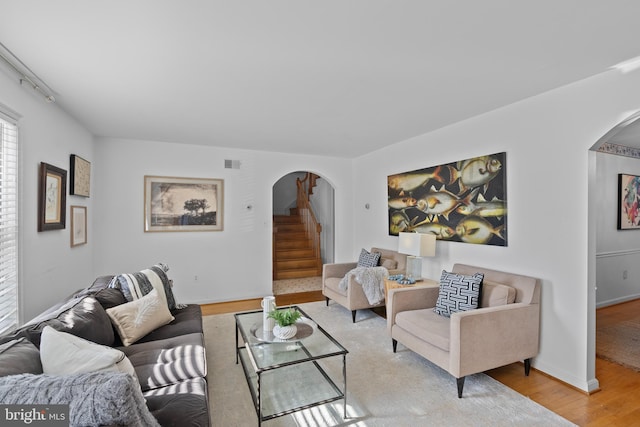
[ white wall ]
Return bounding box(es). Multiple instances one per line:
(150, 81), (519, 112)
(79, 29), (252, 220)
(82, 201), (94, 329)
(309, 177), (335, 264)
(93, 138), (352, 304)
(595, 151), (640, 306)
(353, 68), (640, 392)
(0, 71), (95, 322)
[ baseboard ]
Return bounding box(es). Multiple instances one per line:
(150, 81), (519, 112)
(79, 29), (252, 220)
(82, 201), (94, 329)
(596, 294), (640, 309)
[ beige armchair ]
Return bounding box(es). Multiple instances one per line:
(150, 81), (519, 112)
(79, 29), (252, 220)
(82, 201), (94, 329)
(323, 248), (407, 322)
(387, 263), (540, 397)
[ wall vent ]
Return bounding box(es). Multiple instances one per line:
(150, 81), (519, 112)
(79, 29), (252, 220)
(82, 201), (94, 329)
(224, 159), (240, 169)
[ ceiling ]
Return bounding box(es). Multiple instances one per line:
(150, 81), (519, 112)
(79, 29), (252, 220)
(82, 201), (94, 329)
(3, 1), (640, 158)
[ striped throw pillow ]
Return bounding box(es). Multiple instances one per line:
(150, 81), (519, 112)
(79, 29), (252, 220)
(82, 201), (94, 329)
(108, 263), (183, 310)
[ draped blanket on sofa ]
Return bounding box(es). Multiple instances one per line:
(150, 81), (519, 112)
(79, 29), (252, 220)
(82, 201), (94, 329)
(338, 266), (389, 305)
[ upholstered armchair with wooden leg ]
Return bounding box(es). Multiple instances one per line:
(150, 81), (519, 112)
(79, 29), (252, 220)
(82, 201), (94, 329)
(387, 263), (541, 398)
(323, 248), (407, 322)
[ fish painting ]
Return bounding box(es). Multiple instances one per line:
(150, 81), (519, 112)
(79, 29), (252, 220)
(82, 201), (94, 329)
(389, 211), (412, 234)
(415, 186), (477, 221)
(388, 196), (417, 210)
(455, 215), (505, 245)
(388, 165), (445, 195)
(448, 155), (502, 194)
(456, 194), (507, 218)
(387, 151), (506, 246)
(409, 219), (456, 240)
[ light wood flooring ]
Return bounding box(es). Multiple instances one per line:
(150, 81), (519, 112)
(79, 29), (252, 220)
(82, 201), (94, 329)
(201, 294), (640, 426)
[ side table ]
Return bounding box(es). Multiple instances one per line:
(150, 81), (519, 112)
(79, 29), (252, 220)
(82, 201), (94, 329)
(384, 278), (439, 301)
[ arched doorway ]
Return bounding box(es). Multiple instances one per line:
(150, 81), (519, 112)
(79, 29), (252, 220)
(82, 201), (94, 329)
(590, 110), (640, 380)
(272, 171), (335, 295)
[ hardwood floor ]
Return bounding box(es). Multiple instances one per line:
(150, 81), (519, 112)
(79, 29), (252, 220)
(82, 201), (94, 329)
(200, 290), (324, 316)
(201, 294), (640, 426)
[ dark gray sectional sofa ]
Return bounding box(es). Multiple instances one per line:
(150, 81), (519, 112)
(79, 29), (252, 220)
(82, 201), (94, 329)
(0, 275), (210, 426)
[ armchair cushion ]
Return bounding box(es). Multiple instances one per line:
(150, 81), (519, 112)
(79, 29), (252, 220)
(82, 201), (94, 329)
(396, 308), (450, 351)
(357, 248), (381, 267)
(380, 258), (398, 270)
(434, 271), (484, 317)
(481, 280), (517, 307)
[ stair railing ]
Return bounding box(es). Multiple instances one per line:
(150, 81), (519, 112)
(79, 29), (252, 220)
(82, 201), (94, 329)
(296, 174), (322, 274)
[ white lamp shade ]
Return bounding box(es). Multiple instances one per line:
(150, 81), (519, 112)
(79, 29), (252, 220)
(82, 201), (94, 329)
(398, 232), (436, 257)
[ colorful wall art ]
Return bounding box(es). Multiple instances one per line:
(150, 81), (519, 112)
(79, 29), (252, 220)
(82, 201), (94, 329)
(388, 152), (508, 246)
(618, 173), (640, 230)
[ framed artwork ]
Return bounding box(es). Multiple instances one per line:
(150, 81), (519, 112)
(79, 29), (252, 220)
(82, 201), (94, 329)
(144, 175), (224, 232)
(618, 173), (640, 230)
(38, 162), (67, 231)
(387, 152), (508, 246)
(70, 205), (87, 246)
(70, 154), (91, 197)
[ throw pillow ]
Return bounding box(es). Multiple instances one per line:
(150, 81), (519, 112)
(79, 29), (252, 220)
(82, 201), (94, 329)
(0, 338), (43, 376)
(106, 289), (175, 346)
(433, 270), (484, 317)
(108, 263), (182, 310)
(481, 280), (517, 307)
(39, 326), (136, 377)
(13, 296), (114, 348)
(358, 248), (381, 268)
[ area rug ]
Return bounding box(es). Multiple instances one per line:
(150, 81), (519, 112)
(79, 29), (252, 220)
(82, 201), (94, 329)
(596, 318), (640, 371)
(204, 301), (574, 426)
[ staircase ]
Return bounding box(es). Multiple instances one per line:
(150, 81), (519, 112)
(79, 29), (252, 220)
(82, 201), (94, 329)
(272, 173), (322, 280)
(273, 210), (321, 279)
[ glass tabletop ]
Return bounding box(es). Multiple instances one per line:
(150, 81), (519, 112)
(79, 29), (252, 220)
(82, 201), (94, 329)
(235, 305), (347, 372)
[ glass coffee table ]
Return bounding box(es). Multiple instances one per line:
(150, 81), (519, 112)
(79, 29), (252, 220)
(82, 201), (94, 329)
(235, 305), (348, 426)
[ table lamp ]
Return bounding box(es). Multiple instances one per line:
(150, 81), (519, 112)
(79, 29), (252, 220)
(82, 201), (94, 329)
(398, 232), (436, 281)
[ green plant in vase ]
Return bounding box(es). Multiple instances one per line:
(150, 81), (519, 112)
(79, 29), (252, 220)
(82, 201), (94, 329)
(268, 308), (302, 339)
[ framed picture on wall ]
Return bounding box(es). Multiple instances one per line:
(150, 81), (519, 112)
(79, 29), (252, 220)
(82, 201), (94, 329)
(38, 162), (67, 231)
(70, 205), (87, 246)
(144, 175), (224, 232)
(618, 173), (640, 230)
(70, 154), (91, 197)
(387, 152), (507, 246)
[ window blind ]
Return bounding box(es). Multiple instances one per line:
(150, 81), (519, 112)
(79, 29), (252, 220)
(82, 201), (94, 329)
(0, 114), (18, 335)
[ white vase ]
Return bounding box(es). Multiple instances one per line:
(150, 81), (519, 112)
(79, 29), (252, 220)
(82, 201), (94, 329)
(273, 324), (297, 340)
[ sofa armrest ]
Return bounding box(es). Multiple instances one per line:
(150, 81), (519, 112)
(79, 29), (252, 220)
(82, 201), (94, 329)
(387, 286), (440, 332)
(322, 262), (357, 280)
(449, 303), (540, 377)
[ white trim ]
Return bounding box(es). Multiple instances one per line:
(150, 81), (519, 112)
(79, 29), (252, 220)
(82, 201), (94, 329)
(596, 293), (640, 308)
(595, 248), (640, 258)
(0, 102), (21, 123)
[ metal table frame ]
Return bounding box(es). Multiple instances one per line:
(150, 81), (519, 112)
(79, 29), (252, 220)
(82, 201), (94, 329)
(235, 306), (348, 426)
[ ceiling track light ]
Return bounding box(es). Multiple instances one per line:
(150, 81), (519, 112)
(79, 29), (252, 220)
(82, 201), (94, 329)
(0, 42), (56, 103)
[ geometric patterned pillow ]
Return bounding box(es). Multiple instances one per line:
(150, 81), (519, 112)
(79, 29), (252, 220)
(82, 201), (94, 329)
(357, 248), (381, 268)
(433, 270), (484, 317)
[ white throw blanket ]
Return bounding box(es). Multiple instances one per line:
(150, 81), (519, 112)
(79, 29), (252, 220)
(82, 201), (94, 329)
(338, 266), (389, 305)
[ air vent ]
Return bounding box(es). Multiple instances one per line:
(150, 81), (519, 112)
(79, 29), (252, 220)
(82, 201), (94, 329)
(224, 159), (240, 169)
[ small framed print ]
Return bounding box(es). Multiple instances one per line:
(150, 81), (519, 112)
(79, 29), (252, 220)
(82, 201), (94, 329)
(618, 173), (640, 230)
(70, 154), (90, 197)
(38, 162), (67, 231)
(144, 175), (224, 232)
(70, 205), (87, 247)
